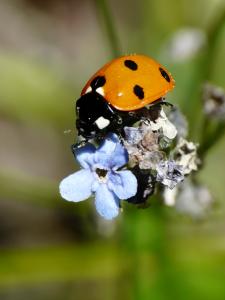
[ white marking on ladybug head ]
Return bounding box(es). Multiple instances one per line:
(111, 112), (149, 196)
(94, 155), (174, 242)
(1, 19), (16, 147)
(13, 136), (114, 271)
(85, 86), (92, 94)
(95, 116), (110, 129)
(96, 87), (105, 97)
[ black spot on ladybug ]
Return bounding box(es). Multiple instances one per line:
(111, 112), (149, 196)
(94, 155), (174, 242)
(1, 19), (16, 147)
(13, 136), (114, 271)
(90, 76), (106, 90)
(159, 67), (170, 82)
(133, 85), (144, 100)
(124, 60), (138, 70)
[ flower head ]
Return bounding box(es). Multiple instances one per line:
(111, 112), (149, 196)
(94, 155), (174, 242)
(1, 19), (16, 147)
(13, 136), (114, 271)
(156, 160), (184, 189)
(123, 107), (177, 170)
(172, 138), (199, 175)
(164, 27), (207, 62)
(59, 133), (137, 220)
(163, 179), (213, 218)
(203, 83), (225, 120)
(175, 180), (213, 217)
(148, 108), (177, 140)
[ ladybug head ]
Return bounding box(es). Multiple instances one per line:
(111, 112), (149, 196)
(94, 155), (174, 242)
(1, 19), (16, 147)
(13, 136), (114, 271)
(76, 91), (118, 139)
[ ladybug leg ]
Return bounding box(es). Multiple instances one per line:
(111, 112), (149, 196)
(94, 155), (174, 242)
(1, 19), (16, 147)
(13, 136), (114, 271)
(150, 99), (174, 110)
(140, 101), (174, 123)
(162, 101), (173, 108)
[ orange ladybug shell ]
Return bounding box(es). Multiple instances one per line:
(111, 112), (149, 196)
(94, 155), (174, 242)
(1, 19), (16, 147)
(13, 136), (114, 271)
(81, 54), (175, 111)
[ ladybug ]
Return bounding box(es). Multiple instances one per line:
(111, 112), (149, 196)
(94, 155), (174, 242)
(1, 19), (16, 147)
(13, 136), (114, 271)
(76, 54), (175, 142)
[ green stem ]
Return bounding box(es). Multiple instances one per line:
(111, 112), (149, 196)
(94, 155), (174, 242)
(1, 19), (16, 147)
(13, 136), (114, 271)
(95, 0), (121, 57)
(184, 7), (225, 141)
(123, 199), (178, 299)
(204, 8), (225, 80)
(199, 121), (225, 157)
(199, 8), (225, 148)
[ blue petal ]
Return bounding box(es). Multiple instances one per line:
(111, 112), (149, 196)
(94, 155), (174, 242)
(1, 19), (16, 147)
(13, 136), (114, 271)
(94, 133), (128, 169)
(97, 133), (119, 155)
(109, 141), (129, 169)
(59, 169), (94, 202)
(75, 143), (96, 168)
(95, 183), (120, 220)
(108, 170), (137, 199)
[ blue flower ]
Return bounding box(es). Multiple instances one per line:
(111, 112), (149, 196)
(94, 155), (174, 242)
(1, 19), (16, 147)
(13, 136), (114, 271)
(59, 133), (137, 220)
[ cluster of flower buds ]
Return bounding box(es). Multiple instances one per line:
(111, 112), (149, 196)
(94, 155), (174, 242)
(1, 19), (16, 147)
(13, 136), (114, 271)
(122, 104), (200, 206)
(59, 103), (202, 220)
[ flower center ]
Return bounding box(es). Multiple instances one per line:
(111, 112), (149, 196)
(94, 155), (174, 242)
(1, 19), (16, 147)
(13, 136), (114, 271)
(95, 168), (108, 180)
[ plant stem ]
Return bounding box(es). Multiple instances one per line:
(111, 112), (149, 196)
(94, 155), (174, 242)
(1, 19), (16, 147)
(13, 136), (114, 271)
(184, 7), (225, 141)
(94, 0), (121, 58)
(204, 8), (225, 80)
(123, 199), (178, 299)
(199, 121), (225, 157)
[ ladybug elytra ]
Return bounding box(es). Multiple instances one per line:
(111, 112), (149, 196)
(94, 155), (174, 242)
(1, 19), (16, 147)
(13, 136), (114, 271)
(76, 54), (175, 142)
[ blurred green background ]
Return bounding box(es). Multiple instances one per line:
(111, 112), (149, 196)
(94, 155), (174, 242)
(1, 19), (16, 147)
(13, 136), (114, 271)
(0, 0), (225, 299)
